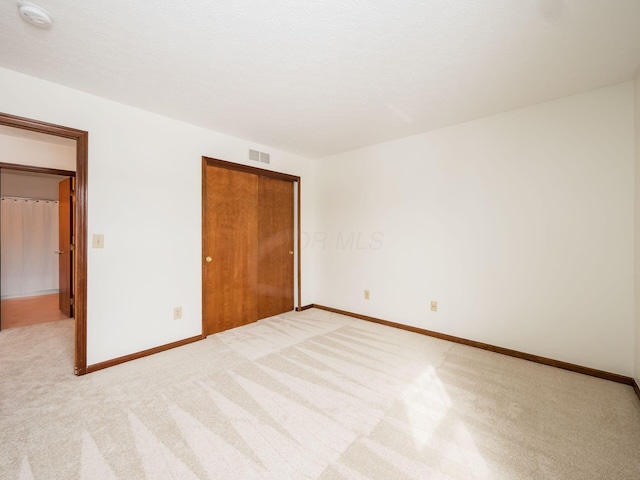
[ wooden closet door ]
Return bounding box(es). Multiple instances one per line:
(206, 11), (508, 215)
(203, 166), (258, 335)
(258, 176), (294, 319)
(58, 178), (73, 317)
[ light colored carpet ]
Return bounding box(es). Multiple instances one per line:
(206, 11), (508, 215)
(0, 308), (639, 479)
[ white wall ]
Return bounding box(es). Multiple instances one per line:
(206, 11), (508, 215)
(0, 131), (75, 171)
(0, 67), (315, 365)
(635, 72), (640, 385)
(1, 171), (65, 200)
(1, 65), (635, 378)
(314, 82), (635, 376)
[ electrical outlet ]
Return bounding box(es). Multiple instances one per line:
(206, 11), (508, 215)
(364, 290), (370, 300)
(173, 306), (182, 320)
(430, 301), (437, 312)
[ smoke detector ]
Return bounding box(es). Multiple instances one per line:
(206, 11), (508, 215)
(18, 1), (53, 27)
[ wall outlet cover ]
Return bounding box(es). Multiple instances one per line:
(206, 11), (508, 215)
(92, 234), (104, 249)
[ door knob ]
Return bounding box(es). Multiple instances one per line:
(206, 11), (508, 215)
(205, 256), (212, 262)
(55, 251), (64, 254)
(288, 251), (293, 255)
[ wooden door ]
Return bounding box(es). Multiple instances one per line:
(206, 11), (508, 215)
(58, 178), (73, 317)
(203, 166), (259, 335)
(258, 176), (294, 319)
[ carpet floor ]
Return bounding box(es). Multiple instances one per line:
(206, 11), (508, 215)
(0, 308), (639, 479)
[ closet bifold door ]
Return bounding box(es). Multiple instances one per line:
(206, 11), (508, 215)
(203, 166), (258, 335)
(257, 176), (294, 320)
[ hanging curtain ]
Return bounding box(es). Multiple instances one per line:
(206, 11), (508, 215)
(1, 198), (59, 299)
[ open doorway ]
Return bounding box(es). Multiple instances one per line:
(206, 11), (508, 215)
(1, 169), (74, 329)
(0, 113), (88, 375)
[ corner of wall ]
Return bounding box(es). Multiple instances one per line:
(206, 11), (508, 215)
(634, 70), (640, 386)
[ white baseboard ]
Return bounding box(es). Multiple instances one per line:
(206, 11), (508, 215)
(1, 289), (60, 300)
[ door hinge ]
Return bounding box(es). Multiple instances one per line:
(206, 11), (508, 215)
(70, 244), (75, 251)
(70, 298), (75, 306)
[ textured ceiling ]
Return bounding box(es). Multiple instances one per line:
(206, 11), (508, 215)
(1, 1), (639, 158)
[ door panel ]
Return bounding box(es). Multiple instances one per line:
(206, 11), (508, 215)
(258, 176), (294, 319)
(203, 166), (258, 335)
(58, 178), (73, 317)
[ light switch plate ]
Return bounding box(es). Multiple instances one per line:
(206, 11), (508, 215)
(92, 234), (104, 249)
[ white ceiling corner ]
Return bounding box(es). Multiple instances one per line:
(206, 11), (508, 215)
(0, 0), (639, 158)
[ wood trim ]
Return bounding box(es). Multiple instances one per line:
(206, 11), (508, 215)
(297, 178), (302, 310)
(633, 379), (640, 402)
(0, 113), (88, 375)
(312, 304), (636, 386)
(0, 112), (87, 139)
(74, 131), (88, 375)
(86, 335), (204, 373)
(0, 162), (76, 177)
(203, 156), (300, 182)
(296, 304), (314, 311)
(201, 158), (207, 339)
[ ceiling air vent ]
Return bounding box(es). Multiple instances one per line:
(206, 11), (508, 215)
(249, 149), (260, 161)
(249, 149), (271, 164)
